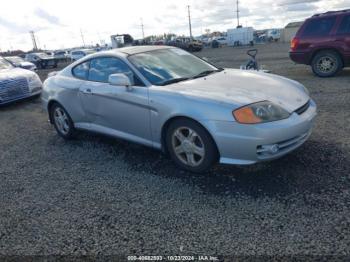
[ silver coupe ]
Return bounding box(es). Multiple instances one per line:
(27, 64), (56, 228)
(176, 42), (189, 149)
(42, 46), (317, 172)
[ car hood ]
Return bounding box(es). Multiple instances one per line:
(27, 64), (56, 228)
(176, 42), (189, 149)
(163, 69), (309, 112)
(41, 57), (55, 60)
(19, 61), (35, 67)
(0, 68), (34, 81)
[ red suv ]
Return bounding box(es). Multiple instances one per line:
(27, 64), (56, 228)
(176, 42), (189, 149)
(290, 9), (350, 77)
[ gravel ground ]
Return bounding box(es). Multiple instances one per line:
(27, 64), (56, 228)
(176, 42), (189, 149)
(0, 43), (350, 257)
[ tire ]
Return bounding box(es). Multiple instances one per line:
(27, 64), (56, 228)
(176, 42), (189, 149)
(311, 50), (343, 77)
(165, 118), (218, 173)
(50, 103), (76, 139)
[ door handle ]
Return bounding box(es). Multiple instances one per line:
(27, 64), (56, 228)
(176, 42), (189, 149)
(82, 88), (92, 94)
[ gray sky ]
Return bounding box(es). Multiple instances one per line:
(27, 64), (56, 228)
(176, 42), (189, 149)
(0, 0), (349, 51)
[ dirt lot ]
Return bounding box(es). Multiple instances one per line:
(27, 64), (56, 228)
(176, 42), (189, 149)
(0, 43), (350, 257)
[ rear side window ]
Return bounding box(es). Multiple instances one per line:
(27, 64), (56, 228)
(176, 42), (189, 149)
(337, 15), (350, 35)
(72, 61), (90, 79)
(302, 17), (336, 37)
(88, 57), (131, 82)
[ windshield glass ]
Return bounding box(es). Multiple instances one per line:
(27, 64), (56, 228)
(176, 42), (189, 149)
(128, 48), (218, 85)
(0, 58), (13, 69)
(5, 56), (24, 63)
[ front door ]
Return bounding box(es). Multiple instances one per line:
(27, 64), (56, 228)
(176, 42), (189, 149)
(78, 56), (152, 145)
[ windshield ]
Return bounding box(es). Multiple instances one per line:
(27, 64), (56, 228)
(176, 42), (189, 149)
(0, 58), (13, 70)
(128, 48), (218, 85)
(5, 56), (24, 63)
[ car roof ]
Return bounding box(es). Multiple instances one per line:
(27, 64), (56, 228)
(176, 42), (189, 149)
(64, 45), (176, 74)
(312, 9), (350, 18)
(112, 45), (173, 55)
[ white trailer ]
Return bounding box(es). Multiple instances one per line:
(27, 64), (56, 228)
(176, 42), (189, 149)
(227, 27), (254, 46)
(110, 34), (134, 48)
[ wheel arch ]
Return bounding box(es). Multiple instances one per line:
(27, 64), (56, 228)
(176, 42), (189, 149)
(47, 100), (63, 124)
(160, 115), (220, 159)
(310, 48), (345, 67)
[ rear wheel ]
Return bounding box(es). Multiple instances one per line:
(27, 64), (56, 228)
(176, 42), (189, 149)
(50, 103), (76, 139)
(166, 119), (218, 173)
(311, 50), (343, 77)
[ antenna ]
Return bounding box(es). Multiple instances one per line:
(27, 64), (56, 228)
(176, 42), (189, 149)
(30, 31), (38, 51)
(187, 5), (193, 39)
(140, 18), (145, 39)
(236, 0), (240, 28)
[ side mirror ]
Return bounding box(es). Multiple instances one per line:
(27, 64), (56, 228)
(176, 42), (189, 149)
(108, 73), (133, 88)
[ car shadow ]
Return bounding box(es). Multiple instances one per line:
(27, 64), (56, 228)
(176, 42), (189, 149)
(76, 132), (350, 199)
(0, 95), (41, 110)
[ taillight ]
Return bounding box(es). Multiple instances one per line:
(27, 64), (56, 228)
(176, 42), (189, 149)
(291, 37), (299, 51)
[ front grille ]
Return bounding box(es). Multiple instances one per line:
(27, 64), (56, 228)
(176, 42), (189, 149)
(295, 100), (310, 115)
(0, 77), (29, 102)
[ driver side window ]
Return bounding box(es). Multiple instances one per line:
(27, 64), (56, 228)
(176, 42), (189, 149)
(88, 57), (144, 86)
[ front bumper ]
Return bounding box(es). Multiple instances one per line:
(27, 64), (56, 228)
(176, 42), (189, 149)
(289, 51), (310, 65)
(0, 89), (42, 106)
(202, 99), (317, 165)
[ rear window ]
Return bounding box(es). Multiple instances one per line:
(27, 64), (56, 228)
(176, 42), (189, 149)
(337, 15), (350, 35)
(302, 17), (336, 37)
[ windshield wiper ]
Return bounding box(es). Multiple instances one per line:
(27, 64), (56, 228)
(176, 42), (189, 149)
(191, 68), (224, 79)
(158, 77), (190, 86)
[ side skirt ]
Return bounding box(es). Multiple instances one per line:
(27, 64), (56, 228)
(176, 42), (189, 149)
(74, 122), (162, 150)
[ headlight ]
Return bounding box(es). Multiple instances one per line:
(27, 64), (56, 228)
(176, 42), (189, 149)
(233, 101), (290, 124)
(27, 74), (42, 91)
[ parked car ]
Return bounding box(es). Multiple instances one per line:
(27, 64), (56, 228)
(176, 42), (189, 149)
(0, 57), (42, 105)
(25, 52), (58, 69)
(4, 56), (37, 71)
(267, 29), (281, 42)
(290, 9), (350, 77)
(42, 46), (316, 172)
(168, 37), (203, 52)
(70, 49), (96, 61)
(212, 37), (228, 45)
(54, 50), (68, 62)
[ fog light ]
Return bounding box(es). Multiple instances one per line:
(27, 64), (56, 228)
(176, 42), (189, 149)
(269, 144), (279, 154)
(257, 144), (280, 155)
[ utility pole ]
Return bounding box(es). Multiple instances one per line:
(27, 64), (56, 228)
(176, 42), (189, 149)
(140, 18), (145, 39)
(30, 31), (38, 51)
(236, 0), (240, 28)
(80, 28), (86, 47)
(187, 5), (193, 39)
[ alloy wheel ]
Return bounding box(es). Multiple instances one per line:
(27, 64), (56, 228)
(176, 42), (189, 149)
(317, 56), (336, 73)
(171, 127), (205, 167)
(53, 107), (70, 135)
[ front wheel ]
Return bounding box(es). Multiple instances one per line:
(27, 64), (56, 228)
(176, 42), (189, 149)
(311, 51), (343, 77)
(166, 119), (218, 173)
(50, 103), (76, 139)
